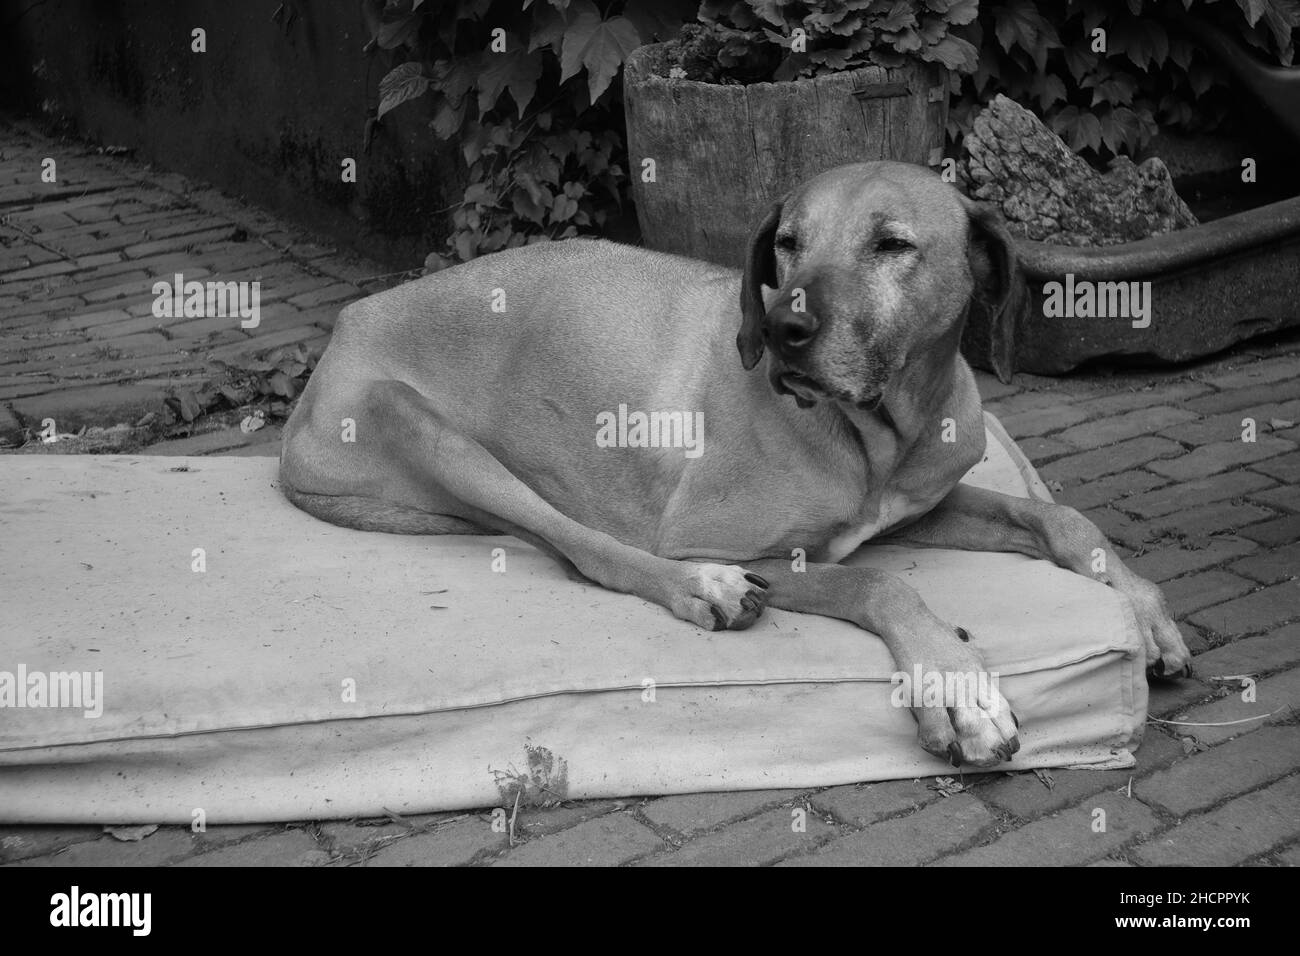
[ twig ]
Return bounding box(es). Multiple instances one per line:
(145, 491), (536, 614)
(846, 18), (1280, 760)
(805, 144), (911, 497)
(508, 789), (521, 848)
(1148, 708), (1286, 728)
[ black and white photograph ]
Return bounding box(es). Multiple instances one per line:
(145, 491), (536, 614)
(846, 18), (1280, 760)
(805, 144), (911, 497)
(0, 0), (1297, 905)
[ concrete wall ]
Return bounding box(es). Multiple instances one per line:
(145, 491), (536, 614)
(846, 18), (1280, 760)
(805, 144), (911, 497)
(0, 0), (462, 267)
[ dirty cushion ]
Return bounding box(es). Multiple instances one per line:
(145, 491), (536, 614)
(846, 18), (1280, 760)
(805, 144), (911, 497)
(0, 413), (1145, 823)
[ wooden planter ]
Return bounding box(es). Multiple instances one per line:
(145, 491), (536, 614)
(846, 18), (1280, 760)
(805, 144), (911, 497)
(624, 43), (950, 268)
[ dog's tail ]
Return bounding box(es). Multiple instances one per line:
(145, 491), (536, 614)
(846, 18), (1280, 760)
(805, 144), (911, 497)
(281, 485), (489, 536)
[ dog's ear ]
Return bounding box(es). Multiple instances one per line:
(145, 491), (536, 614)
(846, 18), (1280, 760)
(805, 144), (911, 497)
(737, 200), (783, 371)
(960, 199), (1025, 384)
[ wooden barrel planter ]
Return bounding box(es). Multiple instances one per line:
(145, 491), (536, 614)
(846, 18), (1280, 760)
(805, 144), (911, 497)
(624, 43), (950, 268)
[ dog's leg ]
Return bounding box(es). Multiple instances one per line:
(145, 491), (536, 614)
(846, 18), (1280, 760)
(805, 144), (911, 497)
(360, 380), (768, 631)
(744, 559), (1020, 768)
(881, 483), (1192, 678)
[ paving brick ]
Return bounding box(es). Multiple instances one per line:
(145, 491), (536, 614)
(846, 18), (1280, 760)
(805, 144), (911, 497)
(1127, 536), (1259, 583)
(1228, 545), (1300, 584)
(1147, 437), (1295, 482)
(1152, 501), (1276, 540)
(1158, 400), (1300, 445)
(1191, 625), (1300, 679)
(1131, 774), (1300, 866)
(1248, 485), (1300, 514)
(1185, 377), (1300, 414)
(1053, 471), (1168, 512)
(1239, 514), (1300, 547)
(781, 794), (995, 867)
(932, 792), (1160, 867)
(174, 830), (328, 866)
(361, 817), (504, 866)
(1056, 406), (1199, 448)
(1146, 676), (1217, 717)
(639, 789), (801, 835)
(0, 826), (102, 864)
(974, 371), (1019, 402)
(496, 813), (660, 867)
(1038, 436), (1184, 484)
(1189, 583), (1300, 638)
(12, 829), (196, 866)
(978, 730), (1184, 819)
(1082, 507), (1153, 552)
(984, 390), (1076, 419)
(1199, 355), (1300, 391)
(286, 283), (360, 309)
(319, 822), (409, 856)
(998, 405), (1090, 439)
(640, 805), (833, 866)
(1118, 471), (1276, 519)
(1169, 666), (1300, 745)
(1253, 451), (1300, 484)
(1017, 435), (1075, 462)
(1160, 570), (1258, 617)
(516, 801), (621, 838)
(1136, 727), (1298, 815)
(193, 823), (278, 848)
(123, 226), (235, 259)
(8, 383), (167, 428)
(1067, 382), (1214, 417)
(809, 779), (937, 827)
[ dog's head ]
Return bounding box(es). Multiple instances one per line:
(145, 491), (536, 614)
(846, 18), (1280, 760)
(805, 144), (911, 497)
(738, 162), (1018, 408)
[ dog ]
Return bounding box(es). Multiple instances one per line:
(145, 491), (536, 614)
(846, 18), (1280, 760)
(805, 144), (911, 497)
(280, 161), (1191, 767)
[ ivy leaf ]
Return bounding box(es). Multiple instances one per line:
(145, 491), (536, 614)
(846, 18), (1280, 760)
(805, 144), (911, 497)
(530, 2), (571, 51)
(1108, 18), (1169, 71)
(377, 63), (430, 120)
(623, 0), (694, 42)
(1031, 71), (1068, 110)
(1098, 105), (1143, 154)
(560, 6), (641, 104)
(1088, 71), (1138, 107)
(942, 0), (980, 26)
(991, 0), (1062, 72)
(925, 34), (979, 71)
(1050, 104), (1103, 152)
(430, 98), (467, 139)
(377, 7), (422, 50)
(1236, 0), (1269, 27)
(477, 41), (544, 116)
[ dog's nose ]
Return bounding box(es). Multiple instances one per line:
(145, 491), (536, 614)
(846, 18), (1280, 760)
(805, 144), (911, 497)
(763, 302), (820, 355)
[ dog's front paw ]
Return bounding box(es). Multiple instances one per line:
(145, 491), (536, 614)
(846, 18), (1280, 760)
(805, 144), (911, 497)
(671, 563), (769, 631)
(903, 642), (1020, 768)
(1123, 574), (1193, 680)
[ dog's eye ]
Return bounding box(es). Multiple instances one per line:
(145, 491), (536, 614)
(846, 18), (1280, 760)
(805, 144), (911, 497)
(775, 234), (797, 252)
(876, 236), (915, 253)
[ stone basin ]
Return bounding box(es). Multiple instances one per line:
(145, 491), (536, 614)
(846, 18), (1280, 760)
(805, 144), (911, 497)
(966, 194), (1300, 377)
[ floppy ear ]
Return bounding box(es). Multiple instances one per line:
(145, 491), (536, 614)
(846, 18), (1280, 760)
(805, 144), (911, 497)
(737, 201), (783, 371)
(959, 199), (1025, 384)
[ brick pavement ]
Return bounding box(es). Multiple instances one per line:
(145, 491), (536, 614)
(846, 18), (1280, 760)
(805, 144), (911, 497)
(3, 120), (1299, 867)
(0, 117), (396, 445)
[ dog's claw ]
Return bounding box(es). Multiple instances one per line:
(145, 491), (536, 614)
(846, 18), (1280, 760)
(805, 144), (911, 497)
(744, 573), (770, 590)
(947, 743), (963, 768)
(955, 626), (971, 642)
(740, 596), (760, 614)
(709, 606), (727, 631)
(1011, 710), (1020, 730)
